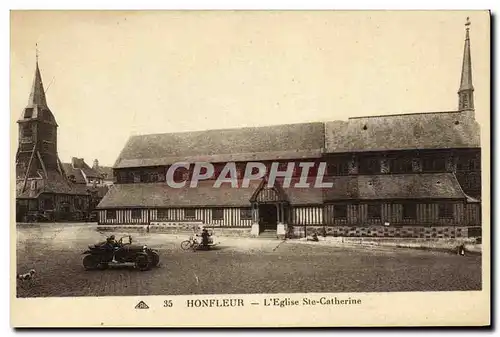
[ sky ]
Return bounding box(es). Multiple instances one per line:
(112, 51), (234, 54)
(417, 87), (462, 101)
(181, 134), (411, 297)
(10, 11), (490, 167)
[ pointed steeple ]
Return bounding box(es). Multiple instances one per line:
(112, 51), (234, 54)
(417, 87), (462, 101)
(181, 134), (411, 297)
(27, 47), (48, 108)
(458, 17), (474, 111)
(19, 47), (57, 125)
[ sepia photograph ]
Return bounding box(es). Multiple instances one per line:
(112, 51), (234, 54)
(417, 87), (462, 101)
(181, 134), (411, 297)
(10, 10), (490, 327)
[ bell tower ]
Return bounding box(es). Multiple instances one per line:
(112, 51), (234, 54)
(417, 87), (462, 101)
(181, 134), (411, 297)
(458, 17), (474, 112)
(16, 51), (68, 193)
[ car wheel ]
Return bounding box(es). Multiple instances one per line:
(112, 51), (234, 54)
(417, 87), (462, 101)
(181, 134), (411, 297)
(149, 251), (160, 267)
(135, 254), (150, 271)
(83, 255), (99, 270)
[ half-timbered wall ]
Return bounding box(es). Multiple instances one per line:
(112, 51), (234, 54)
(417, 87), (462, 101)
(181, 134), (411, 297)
(324, 202), (479, 226)
(98, 202), (480, 227)
(98, 207), (254, 227)
(255, 187), (280, 203)
(289, 206), (323, 225)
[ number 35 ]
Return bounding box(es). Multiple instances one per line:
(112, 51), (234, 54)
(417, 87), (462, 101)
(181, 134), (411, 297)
(164, 300), (173, 307)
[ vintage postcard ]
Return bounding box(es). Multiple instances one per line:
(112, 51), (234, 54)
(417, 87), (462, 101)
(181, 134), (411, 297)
(10, 10), (490, 327)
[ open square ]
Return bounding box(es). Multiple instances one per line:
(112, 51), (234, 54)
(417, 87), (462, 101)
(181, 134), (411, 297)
(16, 224), (482, 298)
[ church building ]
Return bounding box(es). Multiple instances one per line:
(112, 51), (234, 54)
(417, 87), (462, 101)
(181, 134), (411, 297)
(96, 20), (482, 238)
(15, 57), (92, 222)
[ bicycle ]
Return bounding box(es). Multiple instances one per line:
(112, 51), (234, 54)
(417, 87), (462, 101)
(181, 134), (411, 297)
(180, 236), (199, 251)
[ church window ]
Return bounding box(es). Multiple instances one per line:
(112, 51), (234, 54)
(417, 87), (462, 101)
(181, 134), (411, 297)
(468, 158), (479, 171)
(390, 157), (413, 173)
(23, 125), (33, 138)
(402, 203), (417, 219)
(240, 208), (252, 220)
(106, 210), (117, 219)
(328, 161), (349, 176)
(157, 209), (169, 220)
(46, 128), (53, 140)
(131, 209), (142, 219)
(184, 208), (196, 219)
(422, 156), (446, 172)
(333, 204), (348, 219)
(212, 208), (224, 220)
(359, 156), (380, 174)
(438, 204), (454, 219)
(367, 204), (381, 219)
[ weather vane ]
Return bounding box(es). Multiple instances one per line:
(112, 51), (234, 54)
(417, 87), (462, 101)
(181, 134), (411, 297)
(465, 17), (471, 29)
(35, 43), (39, 62)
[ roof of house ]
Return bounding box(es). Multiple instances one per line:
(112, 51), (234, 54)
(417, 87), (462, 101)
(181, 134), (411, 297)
(323, 173), (468, 201)
(114, 122), (326, 169)
(62, 158), (108, 183)
(325, 111), (480, 153)
(95, 166), (114, 180)
(16, 171), (89, 199)
(97, 173), (468, 208)
(61, 163), (87, 184)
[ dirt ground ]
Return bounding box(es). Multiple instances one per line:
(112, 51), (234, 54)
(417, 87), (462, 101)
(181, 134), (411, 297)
(15, 223), (482, 298)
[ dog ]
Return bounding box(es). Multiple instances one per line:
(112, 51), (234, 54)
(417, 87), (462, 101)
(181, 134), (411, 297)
(17, 269), (36, 281)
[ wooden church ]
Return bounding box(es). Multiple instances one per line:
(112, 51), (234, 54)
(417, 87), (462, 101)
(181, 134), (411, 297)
(94, 20), (481, 238)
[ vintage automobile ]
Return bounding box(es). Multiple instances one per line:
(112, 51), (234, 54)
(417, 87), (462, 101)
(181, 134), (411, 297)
(82, 235), (160, 271)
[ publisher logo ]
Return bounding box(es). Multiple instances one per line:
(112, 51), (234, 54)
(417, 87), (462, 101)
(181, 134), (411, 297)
(135, 301), (149, 309)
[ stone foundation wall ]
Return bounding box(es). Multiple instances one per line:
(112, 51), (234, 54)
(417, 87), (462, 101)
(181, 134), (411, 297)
(97, 224), (252, 237)
(289, 225), (480, 239)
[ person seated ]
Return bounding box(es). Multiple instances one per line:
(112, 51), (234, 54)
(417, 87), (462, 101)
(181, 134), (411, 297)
(201, 228), (210, 248)
(105, 235), (119, 262)
(106, 235), (117, 249)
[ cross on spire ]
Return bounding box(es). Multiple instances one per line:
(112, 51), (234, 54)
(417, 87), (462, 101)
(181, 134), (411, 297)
(458, 17), (474, 111)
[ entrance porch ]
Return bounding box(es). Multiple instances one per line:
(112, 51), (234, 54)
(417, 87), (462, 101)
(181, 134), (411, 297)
(249, 179), (289, 239)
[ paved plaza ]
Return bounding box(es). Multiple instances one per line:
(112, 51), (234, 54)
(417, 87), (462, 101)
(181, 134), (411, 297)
(16, 224), (482, 298)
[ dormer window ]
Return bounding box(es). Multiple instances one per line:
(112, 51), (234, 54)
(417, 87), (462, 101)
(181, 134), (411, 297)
(24, 108), (33, 118)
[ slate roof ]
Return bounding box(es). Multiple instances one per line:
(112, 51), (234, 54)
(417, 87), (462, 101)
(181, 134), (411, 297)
(18, 61), (57, 126)
(113, 111), (480, 169)
(325, 111), (480, 153)
(62, 158), (111, 184)
(16, 171), (89, 199)
(97, 173), (468, 208)
(97, 180), (261, 208)
(114, 122), (325, 168)
(323, 173), (468, 201)
(61, 163), (87, 184)
(95, 166), (114, 181)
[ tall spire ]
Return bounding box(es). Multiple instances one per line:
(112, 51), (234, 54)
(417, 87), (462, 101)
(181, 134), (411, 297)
(27, 44), (48, 108)
(458, 17), (474, 111)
